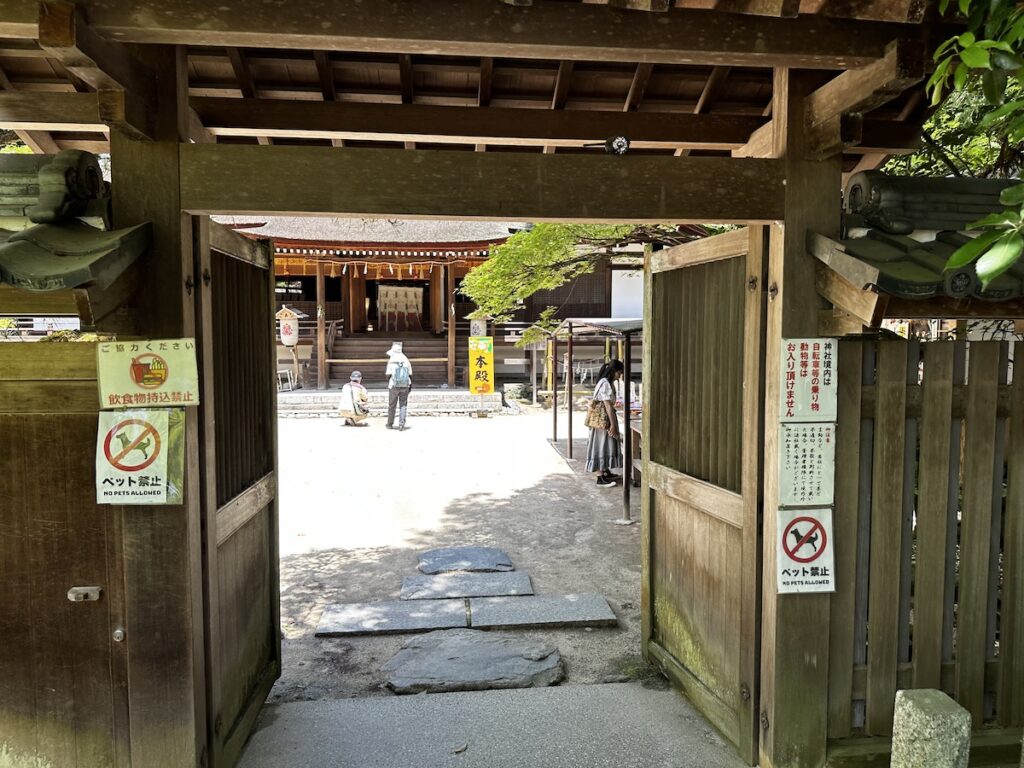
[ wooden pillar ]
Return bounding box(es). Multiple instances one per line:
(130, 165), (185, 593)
(759, 69), (841, 768)
(109, 45), (205, 768)
(622, 332), (633, 521)
(566, 324), (573, 459)
(551, 334), (559, 444)
(316, 261), (326, 390)
(430, 265), (444, 333)
(447, 264), (456, 386)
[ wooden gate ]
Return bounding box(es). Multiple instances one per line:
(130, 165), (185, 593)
(827, 339), (1024, 760)
(195, 222), (281, 768)
(641, 227), (767, 765)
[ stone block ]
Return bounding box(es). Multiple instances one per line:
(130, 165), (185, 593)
(417, 546), (514, 574)
(890, 689), (970, 768)
(469, 594), (618, 629)
(400, 571), (534, 600)
(314, 599), (467, 636)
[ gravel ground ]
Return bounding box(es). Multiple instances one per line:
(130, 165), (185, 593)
(272, 409), (646, 703)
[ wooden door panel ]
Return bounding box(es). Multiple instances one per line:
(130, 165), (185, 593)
(642, 227), (766, 766)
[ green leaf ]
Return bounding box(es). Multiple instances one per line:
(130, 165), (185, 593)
(979, 99), (1024, 126)
(958, 0), (970, 15)
(959, 31), (976, 46)
(983, 67), (1008, 103)
(1009, 115), (1024, 142)
(955, 61), (971, 90)
(966, 211), (1019, 229)
(976, 232), (1024, 286)
(939, 0), (951, 14)
(960, 45), (993, 69)
(934, 35), (960, 60)
(992, 50), (1024, 70)
(945, 229), (1005, 269)
(1000, 183), (1024, 205)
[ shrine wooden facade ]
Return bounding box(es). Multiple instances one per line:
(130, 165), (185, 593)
(2, 2), (1022, 768)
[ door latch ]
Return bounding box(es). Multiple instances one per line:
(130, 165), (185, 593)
(67, 586), (102, 602)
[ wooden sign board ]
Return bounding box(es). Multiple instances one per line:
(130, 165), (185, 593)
(97, 338), (199, 408)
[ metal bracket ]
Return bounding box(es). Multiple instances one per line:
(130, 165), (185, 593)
(202, 267), (212, 287)
(740, 682), (751, 701)
(760, 711), (770, 731)
(67, 586), (102, 602)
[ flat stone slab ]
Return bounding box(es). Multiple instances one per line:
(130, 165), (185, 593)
(470, 594), (617, 629)
(417, 546), (514, 574)
(401, 572), (534, 600)
(382, 629), (564, 694)
(315, 599), (467, 636)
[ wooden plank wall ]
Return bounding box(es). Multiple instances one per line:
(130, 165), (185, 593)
(648, 257), (745, 492)
(827, 339), (1024, 740)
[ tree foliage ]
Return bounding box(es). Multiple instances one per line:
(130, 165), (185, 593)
(915, 0), (1024, 286)
(459, 223), (709, 343)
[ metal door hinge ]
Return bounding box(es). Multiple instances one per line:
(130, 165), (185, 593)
(67, 586), (102, 602)
(747, 277), (758, 292)
(767, 282), (779, 302)
(202, 267), (212, 287)
(185, 275), (195, 296)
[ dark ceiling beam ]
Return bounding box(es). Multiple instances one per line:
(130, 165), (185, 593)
(623, 63), (653, 112)
(544, 60), (575, 154)
(2, 1), (920, 70)
(179, 143), (787, 223)
(191, 96), (768, 150)
(398, 53), (415, 149)
(713, 0), (800, 17)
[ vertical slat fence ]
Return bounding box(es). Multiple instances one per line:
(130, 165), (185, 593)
(828, 339), (1023, 739)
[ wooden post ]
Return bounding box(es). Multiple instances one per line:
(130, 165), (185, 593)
(621, 332), (633, 521)
(447, 264), (456, 386)
(531, 345), (538, 405)
(759, 69), (841, 768)
(617, 338), (624, 361)
(567, 323), (573, 459)
(552, 334), (559, 444)
(108, 44), (205, 768)
(316, 260), (326, 390)
(546, 339), (554, 392)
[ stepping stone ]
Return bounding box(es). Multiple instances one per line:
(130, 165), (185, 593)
(400, 572), (534, 600)
(469, 594), (618, 630)
(382, 628), (564, 694)
(315, 599), (467, 637)
(417, 546), (514, 574)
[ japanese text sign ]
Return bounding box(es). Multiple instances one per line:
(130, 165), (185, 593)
(777, 508), (835, 593)
(97, 338), (200, 409)
(468, 336), (494, 395)
(779, 423), (836, 506)
(96, 409), (185, 505)
(780, 338), (837, 422)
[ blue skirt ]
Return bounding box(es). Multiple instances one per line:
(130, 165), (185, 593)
(585, 427), (622, 473)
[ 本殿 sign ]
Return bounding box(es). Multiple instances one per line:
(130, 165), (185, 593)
(95, 409), (184, 505)
(97, 338), (200, 409)
(468, 336), (494, 395)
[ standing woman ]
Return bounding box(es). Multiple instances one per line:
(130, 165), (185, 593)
(586, 359), (624, 488)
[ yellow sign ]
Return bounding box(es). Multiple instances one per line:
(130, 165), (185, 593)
(97, 338), (200, 409)
(468, 336), (494, 395)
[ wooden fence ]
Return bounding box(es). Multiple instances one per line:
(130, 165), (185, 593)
(828, 339), (1024, 743)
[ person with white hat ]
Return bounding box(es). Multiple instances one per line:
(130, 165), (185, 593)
(338, 370), (370, 426)
(385, 341), (413, 430)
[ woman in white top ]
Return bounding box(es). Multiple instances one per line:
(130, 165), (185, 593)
(586, 359), (624, 488)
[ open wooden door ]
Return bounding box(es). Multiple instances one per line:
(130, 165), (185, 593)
(641, 227), (766, 765)
(195, 221), (281, 768)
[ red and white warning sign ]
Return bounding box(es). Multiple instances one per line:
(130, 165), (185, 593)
(96, 410), (181, 505)
(777, 508), (835, 593)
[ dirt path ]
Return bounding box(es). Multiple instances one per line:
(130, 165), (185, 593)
(272, 410), (645, 703)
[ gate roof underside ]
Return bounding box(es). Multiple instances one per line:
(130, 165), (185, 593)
(0, 0), (946, 166)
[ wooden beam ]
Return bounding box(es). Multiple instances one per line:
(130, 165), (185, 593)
(815, 262), (888, 327)
(677, 65), (730, 156)
(0, 284), (78, 315)
(805, 39), (925, 134)
(0, 64), (59, 153)
(714, 0), (800, 16)
(9, 1), (917, 70)
(179, 144), (787, 223)
(550, 60), (574, 110)
(398, 53), (414, 104)
(623, 62), (653, 112)
(38, 1), (150, 95)
(735, 116), (919, 159)
(191, 96), (766, 149)
(476, 56), (493, 152)
(209, 221), (271, 269)
(313, 50), (336, 102)
(0, 90), (103, 131)
(806, 112), (862, 160)
(609, 0), (670, 9)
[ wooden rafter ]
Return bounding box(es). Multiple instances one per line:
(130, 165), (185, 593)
(476, 56), (493, 152)
(191, 96), (766, 149)
(313, 50), (344, 147)
(544, 60), (575, 154)
(623, 63), (653, 112)
(677, 65), (730, 156)
(399, 53), (415, 149)
(1, 1), (916, 70)
(226, 47), (270, 145)
(179, 143), (787, 222)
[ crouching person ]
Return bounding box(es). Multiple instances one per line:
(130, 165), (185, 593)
(339, 370), (370, 426)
